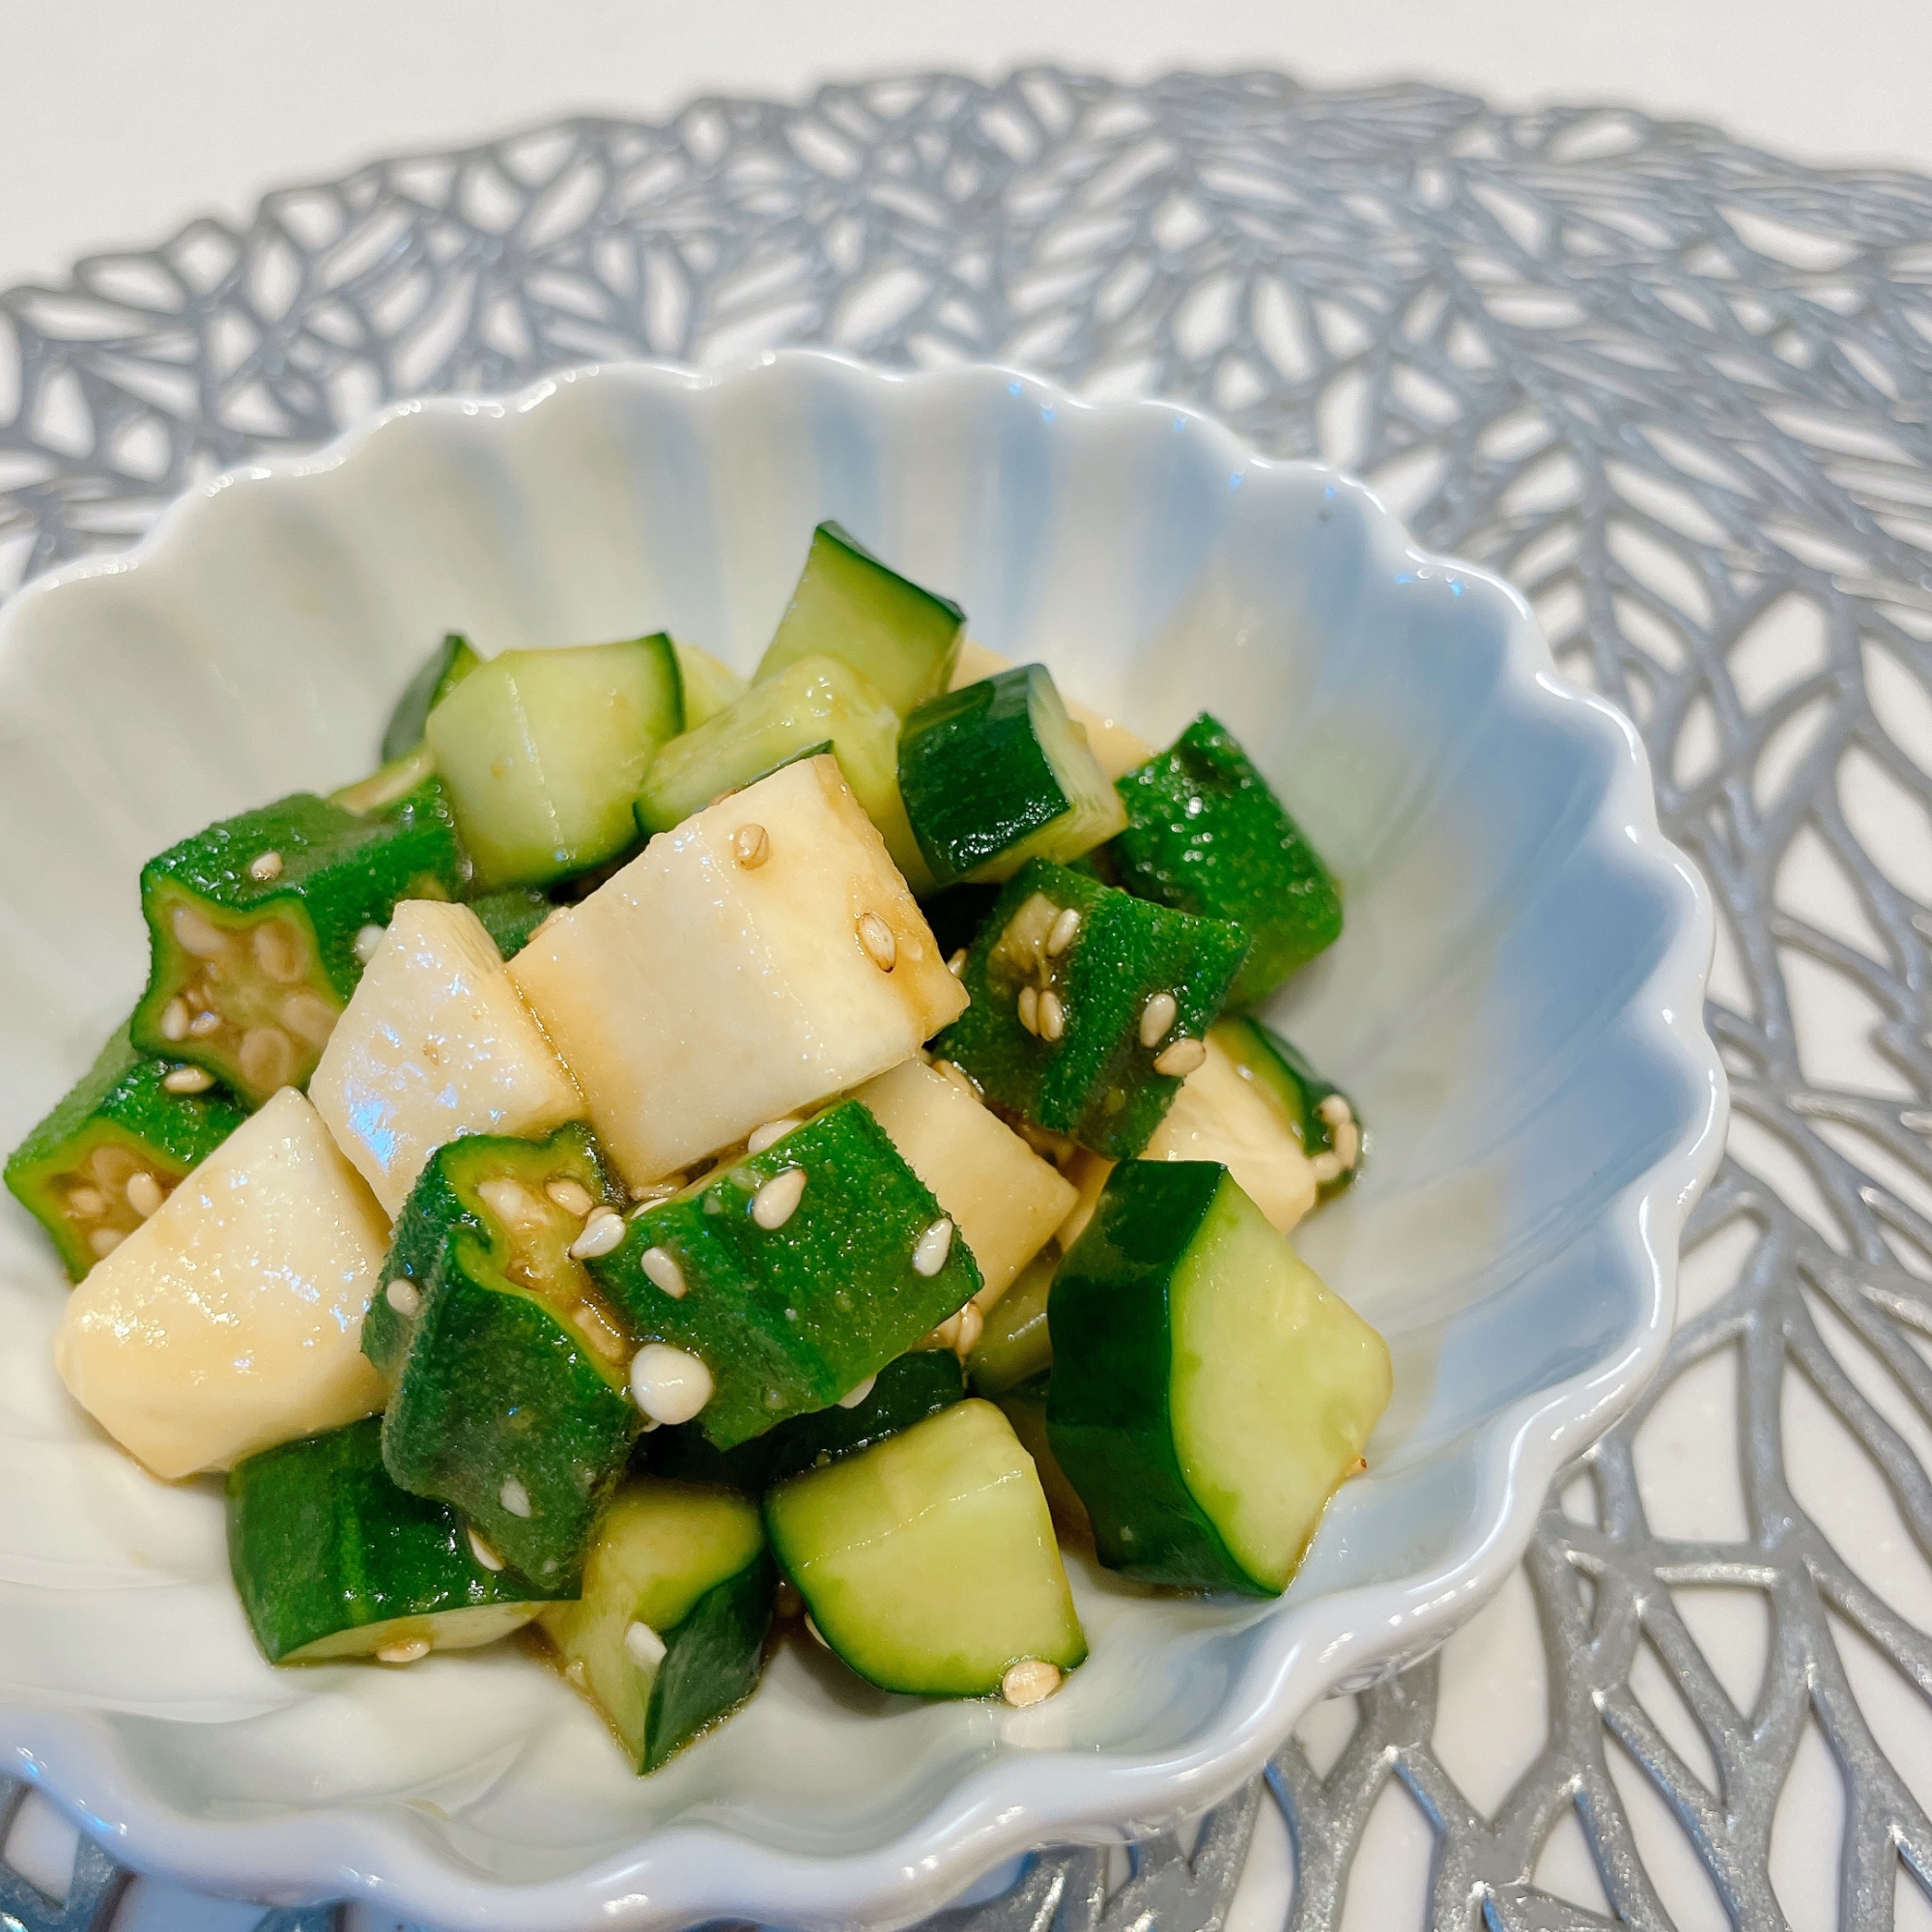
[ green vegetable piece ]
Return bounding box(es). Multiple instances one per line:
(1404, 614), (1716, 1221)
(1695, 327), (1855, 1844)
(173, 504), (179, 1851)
(4, 1021), (246, 1280)
(382, 633), (480, 763)
(897, 665), (1126, 887)
(932, 859), (1249, 1159)
(917, 883), (1003, 961)
(993, 1371), (1089, 1541)
(466, 886), (555, 962)
(1212, 1016), (1363, 1201)
(329, 744), (441, 820)
(128, 789), (464, 1107)
(646, 1348), (966, 1491)
(589, 1100), (980, 1451)
(635, 654), (931, 892)
(1047, 1160), (1391, 1595)
(1112, 713), (1343, 1008)
(764, 1398), (1086, 1697)
(366, 1122), (639, 1588)
(671, 639), (748, 729)
(753, 521), (964, 718)
(964, 1247), (1055, 1397)
(426, 636), (683, 891)
(539, 1477), (773, 1772)
(227, 1417), (561, 1664)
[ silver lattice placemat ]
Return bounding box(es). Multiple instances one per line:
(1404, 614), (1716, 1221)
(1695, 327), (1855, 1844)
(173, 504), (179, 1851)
(4, 66), (1932, 1932)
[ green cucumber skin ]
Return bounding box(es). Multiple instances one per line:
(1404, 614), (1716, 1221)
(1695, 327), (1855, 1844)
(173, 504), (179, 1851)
(227, 1417), (556, 1663)
(466, 886), (555, 961)
(646, 1348), (966, 1490)
(4, 1021), (246, 1280)
(590, 1101), (981, 1451)
(382, 633), (480, 763)
(1214, 1017), (1360, 1201)
(932, 860), (1249, 1159)
(1045, 1160), (1263, 1594)
(1112, 713), (1342, 1008)
(643, 1549), (776, 1770)
(897, 668), (1071, 885)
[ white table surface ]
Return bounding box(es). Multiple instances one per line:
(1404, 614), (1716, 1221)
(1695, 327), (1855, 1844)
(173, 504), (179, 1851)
(2, 6), (1929, 1928)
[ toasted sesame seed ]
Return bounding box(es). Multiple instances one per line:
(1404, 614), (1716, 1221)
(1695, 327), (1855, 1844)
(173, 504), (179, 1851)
(1037, 990), (1065, 1041)
(568, 1208), (625, 1261)
(467, 1529), (504, 1572)
(752, 1166), (808, 1230)
(188, 1009), (222, 1037)
(1017, 985), (1039, 1035)
(125, 1172), (164, 1219)
(158, 998), (190, 1042)
(170, 904), (230, 958)
(161, 1065), (215, 1094)
(239, 1026), (298, 1094)
(1311, 1151), (1345, 1184)
(629, 1343), (714, 1425)
(1139, 991), (1179, 1048)
(546, 1178), (595, 1217)
(89, 1227), (125, 1259)
(68, 1186), (106, 1217)
(1152, 1037), (1207, 1077)
(912, 1218), (954, 1278)
(624, 1620), (668, 1669)
(947, 948), (969, 978)
(732, 822), (771, 868)
(857, 911), (897, 972)
(354, 923), (387, 965)
(376, 1638), (431, 1664)
(747, 1117), (802, 1156)
(640, 1246), (689, 1298)
(248, 850), (284, 882)
(499, 1477), (532, 1518)
(1046, 906), (1082, 956)
(838, 1374), (878, 1410)
(1000, 1659), (1063, 1707)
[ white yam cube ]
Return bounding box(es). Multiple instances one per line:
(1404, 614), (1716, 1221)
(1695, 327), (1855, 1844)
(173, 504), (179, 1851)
(310, 898), (582, 1217)
(854, 1059), (1075, 1310)
(54, 1089), (390, 1479)
(509, 755), (968, 1181)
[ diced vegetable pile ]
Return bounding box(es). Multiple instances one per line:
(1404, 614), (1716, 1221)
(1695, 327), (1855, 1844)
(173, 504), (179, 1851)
(6, 521), (1391, 1769)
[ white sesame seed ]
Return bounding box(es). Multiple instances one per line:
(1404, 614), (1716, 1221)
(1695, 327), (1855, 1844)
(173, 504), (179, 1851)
(747, 1118), (802, 1156)
(912, 1218), (954, 1278)
(161, 1065), (215, 1094)
(954, 1301), (983, 1355)
(68, 1186), (106, 1217)
(125, 1171), (164, 1219)
(468, 1527), (504, 1572)
(1317, 1094), (1350, 1127)
(1017, 985), (1039, 1035)
(1037, 990), (1065, 1041)
(838, 1375), (878, 1409)
(1311, 1151), (1345, 1184)
(1331, 1114), (1361, 1169)
(1139, 991), (1179, 1048)
(385, 1277), (420, 1315)
(158, 998), (190, 1042)
(857, 911), (897, 971)
(752, 1166), (808, 1230)
(1153, 1037), (1208, 1077)
(640, 1246), (689, 1298)
(188, 1009), (222, 1037)
(568, 1208), (626, 1261)
(546, 1178), (595, 1217)
(624, 1620), (668, 1669)
(805, 1614), (830, 1650)
(89, 1227), (125, 1260)
(732, 822), (771, 868)
(629, 1343), (714, 1425)
(499, 1478), (532, 1519)
(1000, 1659), (1063, 1707)
(248, 850), (285, 882)
(376, 1637), (431, 1664)
(1046, 906), (1082, 956)
(354, 923), (387, 965)
(948, 948), (969, 978)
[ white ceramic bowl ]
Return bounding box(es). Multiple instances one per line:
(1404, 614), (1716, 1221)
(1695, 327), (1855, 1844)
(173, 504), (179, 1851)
(0, 353), (1725, 1931)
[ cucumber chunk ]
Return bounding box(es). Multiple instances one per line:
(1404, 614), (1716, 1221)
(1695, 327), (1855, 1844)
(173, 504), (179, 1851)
(950, 639), (1155, 781)
(5, 1021), (245, 1280)
(671, 638), (748, 728)
(54, 1089), (390, 1479)
(965, 1247), (1055, 1397)
(636, 654), (930, 892)
(511, 755), (966, 1182)
(367, 1122), (639, 1588)
(128, 790), (465, 1107)
(1047, 1161), (1390, 1594)
(897, 665), (1125, 887)
(753, 522), (963, 718)
(1212, 1018), (1363, 1201)
(426, 636), (682, 890)
(932, 860), (1249, 1159)
(1113, 714), (1343, 1008)
(228, 1417), (559, 1664)
(309, 898), (583, 1217)
(588, 1100), (981, 1450)
(764, 1399), (1085, 1697)
(382, 633), (479, 763)
(539, 1478), (773, 1772)
(465, 885), (555, 961)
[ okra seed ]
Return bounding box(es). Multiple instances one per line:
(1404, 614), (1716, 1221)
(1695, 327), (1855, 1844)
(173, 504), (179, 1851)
(188, 1009), (222, 1037)
(159, 998), (190, 1042)
(838, 1374), (877, 1409)
(856, 911), (897, 972)
(624, 1620), (668, 1669)
(752, 1166), (808, 1230)
(1037, 990), (1065, 1041)
(629, 1342), (714, 1425)
(1017, 985), (1039, 1035)
(1046, 906), (1082, 956)
(376, 1638), (431, 1665)
(280, 991), (339, 1047)
(911, 1218), (954, 1278)
(746, 1118), (802, 1156)
(240, 1026), (298, 1094)
(161, 1065), (215, 1094)
(732, 822), (771, 869)
(1000, 1659), (1063, 1707)
(89, 1228), (125, 1259)
(251, 914), (302, 980)
(170, 903), (230, 958)
(1152, 1037), (1207, 1078)
(248, 850), (285, 882)
(125, 1172), (164, 1219)
(1139, 991), (1179, 1048)
(499, 1477), (533, 1519)
(947, 948), (969, 978)
(640, 1246), (689, 1299)
(354, 923), (387, 965)
(468, 1527), (505, 1572)
(385, 1279), (420, 1317)
(567, 1208), (626, 1261)
(68, 1186), (106, 1217)
(477, 1178), (541, 1226)
(545, 1178), (595, 1217)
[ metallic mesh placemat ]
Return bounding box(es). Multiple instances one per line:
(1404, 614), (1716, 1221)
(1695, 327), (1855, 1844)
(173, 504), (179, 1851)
(4, 65), (1932, 1932)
